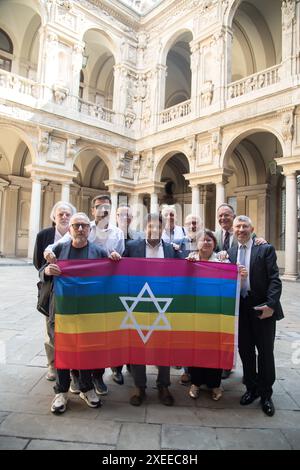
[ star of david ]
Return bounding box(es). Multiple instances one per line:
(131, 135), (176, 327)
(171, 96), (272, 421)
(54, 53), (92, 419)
(119, 282), (173, 344)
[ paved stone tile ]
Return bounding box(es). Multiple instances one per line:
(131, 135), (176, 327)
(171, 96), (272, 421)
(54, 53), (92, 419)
(216, 428), (291, 450)
(0, 413), (9, 425)
(162, 425), (220, 450)
(117, 423), (160, 450)
(194, 391), (299, 411)
(146, 405), (201, 425)
(0, 413), (120, 445)
(194, 408), (300, 429)
(0, 365), (44, 394)
(289, 393), (300, 408)
(95, 401), (146, 423)
(26, 439), (114, 450)
(0, 436), (29, 450)
(281, 429), (300, 450)
(0, 392), (54, 415)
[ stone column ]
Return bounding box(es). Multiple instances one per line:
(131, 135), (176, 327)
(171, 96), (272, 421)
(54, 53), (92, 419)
(129, 193), (143, 230)
(215, 181), (225, 226)
(27, 178), (42, 259)
(150, 192), (159, 213)
(110, 191), (118, 225)
(61, 182), (70, 202)
(191, 184), (200, 217)
(152, 64), (167, 128)
(0, 184), (19, 256)
(283, 171), (298, 280)
(190, 42), (200, 114)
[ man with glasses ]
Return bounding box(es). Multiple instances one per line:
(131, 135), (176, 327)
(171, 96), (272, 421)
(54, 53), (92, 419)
(33, 201), (76, 381)
(39, 212), (114, 414)
(215, 203), (267, 379)
(43, 195), (124, 395)
(112, 205), (144, 383)
(124, 213), (181, 407)
(89, 195), (124, 256)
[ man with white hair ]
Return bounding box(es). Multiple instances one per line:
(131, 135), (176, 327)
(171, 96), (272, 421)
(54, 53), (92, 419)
(161, 204), (186, 242)
(228, 215), (283, 417)
(33, 201), (77, 381)
(39, 212), (114, 414)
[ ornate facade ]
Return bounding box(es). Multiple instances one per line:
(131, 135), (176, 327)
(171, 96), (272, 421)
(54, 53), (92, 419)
(0, 0), (299, 279)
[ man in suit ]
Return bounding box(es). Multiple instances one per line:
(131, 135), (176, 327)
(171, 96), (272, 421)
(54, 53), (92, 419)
(215, 203), (267, 379)
(215, 203), (236, 253)
(228, 215), (283, 417)
(33, 201), (76, 380)
(124, 213), (180, 407)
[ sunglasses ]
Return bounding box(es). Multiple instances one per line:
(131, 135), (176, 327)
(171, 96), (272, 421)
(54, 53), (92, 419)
(71, 223), (90, 230)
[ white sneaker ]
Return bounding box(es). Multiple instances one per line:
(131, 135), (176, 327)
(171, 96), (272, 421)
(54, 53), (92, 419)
(46, 366), (56, 381)
(79, 389), (102, 408)
(50, 393), (68, 414)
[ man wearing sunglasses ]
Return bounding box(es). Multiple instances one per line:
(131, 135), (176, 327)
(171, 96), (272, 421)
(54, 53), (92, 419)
(39, 212), (117, 414)
(43, 194), (124, 395)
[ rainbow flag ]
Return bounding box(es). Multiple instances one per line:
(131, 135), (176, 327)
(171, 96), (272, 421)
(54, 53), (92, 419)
(54, 258), (239, 370)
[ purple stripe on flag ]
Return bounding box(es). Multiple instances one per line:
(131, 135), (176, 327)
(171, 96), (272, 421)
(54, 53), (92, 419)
(58, 258), (238, 280)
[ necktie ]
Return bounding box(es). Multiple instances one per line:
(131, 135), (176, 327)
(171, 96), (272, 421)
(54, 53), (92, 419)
(223, 231), (230, 251)
(239, 245), (248, 298)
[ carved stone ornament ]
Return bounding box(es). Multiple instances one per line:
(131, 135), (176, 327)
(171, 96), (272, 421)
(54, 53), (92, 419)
(281, 112), (294, 142)
(66, 138), (77, 158)
(282, 0), (296, 31)
(121, 153), (134, 180)
(53, 84), (69, 104)
(124, 110), (136, 128)
(211, 131), (222, 159)
(38, 131), (49, 153)
(201, 80), (214, 107)
(57, 0), (72, 10)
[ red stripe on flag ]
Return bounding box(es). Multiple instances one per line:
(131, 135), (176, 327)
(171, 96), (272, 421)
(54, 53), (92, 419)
(55, 348), (234, 370)
(55, 330), (234, 352)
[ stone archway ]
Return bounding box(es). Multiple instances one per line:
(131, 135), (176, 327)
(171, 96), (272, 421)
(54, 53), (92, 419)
(159, 152), (191, 224)
(224, 130), (284, 251)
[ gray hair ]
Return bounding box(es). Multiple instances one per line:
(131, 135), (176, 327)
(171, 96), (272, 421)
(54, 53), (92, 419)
(50, 201), (77, 222)
(69, 212), (90, 226)
(233, 215), (253, 227)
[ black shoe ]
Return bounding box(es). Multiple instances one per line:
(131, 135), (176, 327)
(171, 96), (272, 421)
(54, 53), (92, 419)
(130, 387), (146, 406)
(112, 370), (124, 385)
(240, 390), (260, 406)
(158, 386), (174, 406)
(261, 398), (275, 417)
(221, 369), (232, 380)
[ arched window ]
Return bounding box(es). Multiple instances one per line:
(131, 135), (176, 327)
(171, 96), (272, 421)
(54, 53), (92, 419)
(0, 29), (13, 72)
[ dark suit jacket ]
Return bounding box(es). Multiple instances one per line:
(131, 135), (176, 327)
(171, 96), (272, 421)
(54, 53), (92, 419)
(33, 227), (56, 270)
(228, 242), (284, 320)
(124, 239), (179, 259)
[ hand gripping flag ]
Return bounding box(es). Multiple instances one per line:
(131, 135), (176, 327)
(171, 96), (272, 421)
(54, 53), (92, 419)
(54, 258), (239, 370)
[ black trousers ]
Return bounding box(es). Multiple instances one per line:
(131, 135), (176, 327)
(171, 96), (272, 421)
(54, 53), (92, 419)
(54, 369), (94, 394)
(189, 367), (222, 388)
(239, 296), (276, 399)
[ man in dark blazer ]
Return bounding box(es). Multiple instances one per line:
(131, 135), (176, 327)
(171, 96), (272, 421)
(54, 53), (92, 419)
(33, 201), (76, 381)
(40, 212), (111, 414)
(124, 213), (180, 407)
(228, 215), (283, 417)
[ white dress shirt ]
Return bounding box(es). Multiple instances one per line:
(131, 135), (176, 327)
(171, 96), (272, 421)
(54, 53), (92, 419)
(237, 238), (253, 292)
(161, 225), (185, 242)
(45, 222), (125, 255)
(145, 240), (164, 258)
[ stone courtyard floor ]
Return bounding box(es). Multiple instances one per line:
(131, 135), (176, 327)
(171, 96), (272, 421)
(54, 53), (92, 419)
(0, 262), (299, 450)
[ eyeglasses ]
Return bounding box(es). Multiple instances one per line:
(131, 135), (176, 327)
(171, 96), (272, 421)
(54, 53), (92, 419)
(71, 223), (90, 230)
